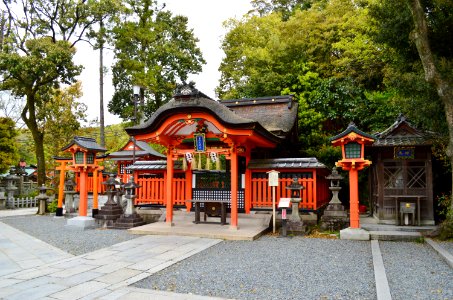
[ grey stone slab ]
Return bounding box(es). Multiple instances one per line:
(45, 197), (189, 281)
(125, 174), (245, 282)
(95, 268), (141, 284)
(59, 271), (104, 286)
(5, 275), (58, 291)
(128, 258), (166, 271)
(83, 249), (119, 260)
(93, 261), (133, 274)
(15, 258), (43, 269)
(5, 283), (66, 300)
(0, 286), (19, 298)
(9, 266), (60, 280)
(49, 281), (109, 300)
(78, 288), (118, 300)
(371, 240), (392, 300)
(107, 272), (154, 290)
(0, 278), (23, 288)
(49, 264), (98, 278)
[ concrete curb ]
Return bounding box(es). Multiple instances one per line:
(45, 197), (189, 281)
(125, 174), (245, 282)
(425, 238), (453, 269)
(371, 240), (392, 300)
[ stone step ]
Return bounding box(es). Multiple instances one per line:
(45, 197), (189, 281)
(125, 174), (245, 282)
(369, 230), (422, 242)
(362, 223), (436, 233)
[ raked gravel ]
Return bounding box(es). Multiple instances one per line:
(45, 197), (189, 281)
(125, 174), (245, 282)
(439, 241), (453, 256)
(380, 241), (453, 300)
(0, 214), (139, 255)
(134, 236), (376, 300)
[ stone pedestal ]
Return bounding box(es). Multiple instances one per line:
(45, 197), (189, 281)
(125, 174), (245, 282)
(0, 191), (6, 209)
(340, 227), (370, 240)
(66, 216), (96, 229)
(64, 191), (77, 214)
(287, 199), (306, 234)
(38, 199), (47, 215)
(114, 195), (145, 229)
(95, 192), (123, 228)
(320, 177), (349, 231)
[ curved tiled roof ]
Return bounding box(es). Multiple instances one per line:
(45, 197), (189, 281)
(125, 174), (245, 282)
(61, 136), (106, 152)
(125, 91), (282, 144)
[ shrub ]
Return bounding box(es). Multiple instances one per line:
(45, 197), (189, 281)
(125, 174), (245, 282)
(46, 198), (58, 213)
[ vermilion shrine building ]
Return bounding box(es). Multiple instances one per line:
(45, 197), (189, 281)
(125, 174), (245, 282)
(124, 85), (330, 228)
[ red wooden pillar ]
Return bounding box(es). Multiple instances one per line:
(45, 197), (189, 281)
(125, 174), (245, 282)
(92, 168), (99, 216)
(244, 148), (252, 214)
(79, 170), (88, 217)
(56, 161), (66, 217)
(230, 147), (238, 229)
(185, 167), (192, 211)
(166, 152), (174, 225)
(349, 168), (360, 228)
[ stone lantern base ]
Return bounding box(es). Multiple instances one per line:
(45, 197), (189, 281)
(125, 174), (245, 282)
(287, 220), (306, 234)
(95, 202), (123, 228)
(320, 203), (349, 231)
(114, 213), (145, 229)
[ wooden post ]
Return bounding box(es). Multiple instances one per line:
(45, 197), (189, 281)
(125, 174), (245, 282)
(92, 168), (99, 216)
(185, 167), (192, 212)
(244, 149), (252, 214)
(166, 152), (174, 226)
(56, 161), (66, 216)
(79, 170), (88, 217)
(349, 168), (360, 228)
(230, 147), (238, 229)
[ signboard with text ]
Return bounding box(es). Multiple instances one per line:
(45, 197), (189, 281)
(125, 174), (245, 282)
(194, 133), (206, 152)
(267, 170), (280, 187)
(278, 198), (291, 208)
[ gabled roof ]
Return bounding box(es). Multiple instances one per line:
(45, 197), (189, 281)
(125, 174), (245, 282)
(330, 122), (376, 142)
(223, 95), (298, 138)
(108, 139), (165, 161)
(248, 157), (326, 169)
(372, 114), (432, 147)
(125, 85), (283, 144)
(61, 136), (106, 152)
(125, 160), (183, 171)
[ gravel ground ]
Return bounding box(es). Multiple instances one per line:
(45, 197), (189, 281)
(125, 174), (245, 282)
(134, 236), (376, 300)
(0, 215), (139, 255)
(439, 241), (453, 256)
(380, 241), (453, 300)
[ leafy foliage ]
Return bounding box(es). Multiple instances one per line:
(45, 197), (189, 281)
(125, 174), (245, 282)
(0, 117), (19, 173)
(108, 0), (206, 121)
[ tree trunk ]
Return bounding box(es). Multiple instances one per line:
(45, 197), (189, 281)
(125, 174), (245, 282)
(99, 20), (105, 147)
(408, 0), (453, 209)
(21, 94), (46, 186)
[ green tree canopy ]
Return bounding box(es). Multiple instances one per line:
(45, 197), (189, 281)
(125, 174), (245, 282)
(108, 0), (206, 122)
(0, 117), (19, 173)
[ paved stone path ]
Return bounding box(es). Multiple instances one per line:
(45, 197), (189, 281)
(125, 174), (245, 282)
(0, 208), (452, 300)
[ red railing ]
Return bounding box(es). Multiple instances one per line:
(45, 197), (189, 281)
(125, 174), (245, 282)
(135, 177), (187, 206)
(251, 177), (317, 209)
(75, 174), (106, 193)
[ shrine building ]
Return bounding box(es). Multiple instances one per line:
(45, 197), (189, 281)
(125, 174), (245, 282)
(125, 84), (330, 229)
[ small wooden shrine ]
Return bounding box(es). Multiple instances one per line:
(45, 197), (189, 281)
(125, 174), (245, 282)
(367, 115), (434, 225)
(108, 137), (165, 182)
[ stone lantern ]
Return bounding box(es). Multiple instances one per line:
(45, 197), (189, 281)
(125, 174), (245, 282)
(64, 176), (77, 214)
(36, 184), (52, 215)
(94, 174), (124, 228)
(115, 176), (145, 229)
(320, 167), (348, 231)
(286, 177), (306, 233)
(5, 170), (19, 207)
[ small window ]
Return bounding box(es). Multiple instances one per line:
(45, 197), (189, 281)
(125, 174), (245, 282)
(75, 151), (84, 164)
(86, 153), (94, 164)
(345, 142), (361, 159)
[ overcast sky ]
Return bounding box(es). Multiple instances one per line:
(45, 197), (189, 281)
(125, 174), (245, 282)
(74, 0), (253, 126)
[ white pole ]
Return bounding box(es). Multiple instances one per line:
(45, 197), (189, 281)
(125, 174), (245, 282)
(272, 186), (276, 234)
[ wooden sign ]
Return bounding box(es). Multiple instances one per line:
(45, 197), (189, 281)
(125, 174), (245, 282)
(278, 197), (291, 208)
(194, 133), (206, 152)
(267, 170), (280, 187)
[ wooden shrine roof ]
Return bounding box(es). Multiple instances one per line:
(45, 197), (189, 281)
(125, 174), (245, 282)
(372, 115), (433, 147)
(248, 157), (327, 169)
(125, 160), (183, 171)
(61, 136), (106, 152)
(222, 95), (298, 138)
(109, 140), (165, 161)
(126, 85), (294, 144)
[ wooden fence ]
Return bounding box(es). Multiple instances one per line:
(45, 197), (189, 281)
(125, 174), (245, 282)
(135, 177), (187, 206)
(6, 197), (38, 208)
(251, 177), (317, 209)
